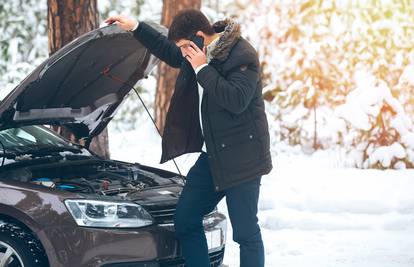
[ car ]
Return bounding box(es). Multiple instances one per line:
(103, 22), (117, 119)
(0, 23), (226, 267)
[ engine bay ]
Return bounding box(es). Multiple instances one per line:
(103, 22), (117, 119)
(0, 160), (183, 198)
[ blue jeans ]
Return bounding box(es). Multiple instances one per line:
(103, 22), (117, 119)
(174, 152), (264, 267)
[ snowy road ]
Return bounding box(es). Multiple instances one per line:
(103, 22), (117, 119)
(109, 123), (414, 267)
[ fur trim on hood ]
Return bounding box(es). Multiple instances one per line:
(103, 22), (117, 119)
(209, 18), (241, 61)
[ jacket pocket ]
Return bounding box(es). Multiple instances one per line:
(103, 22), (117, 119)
(217, 131), (256, 148)
(216, 131), (261, 172)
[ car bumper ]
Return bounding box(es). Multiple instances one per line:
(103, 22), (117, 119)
(43, 212), (227, 267)
(101, 248), (225, 267)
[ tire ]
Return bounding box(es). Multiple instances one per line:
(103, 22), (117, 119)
(0, 220), (48, 267)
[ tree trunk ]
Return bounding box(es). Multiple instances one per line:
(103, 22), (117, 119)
(155, 0), (201, 134)
(47, 0), (110, 159)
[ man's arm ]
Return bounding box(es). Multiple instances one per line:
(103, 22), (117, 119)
(183, 42), (258, 114)
(132, 22), (183, 68)
(105, 15), (183, 68)
(196, 64), (259, 114)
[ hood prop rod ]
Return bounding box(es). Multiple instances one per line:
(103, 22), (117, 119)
(101, 67), (183, 179)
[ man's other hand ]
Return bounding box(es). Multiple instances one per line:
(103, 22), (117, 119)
(184, 41), (207, 70)
(104, 15), (138, 31)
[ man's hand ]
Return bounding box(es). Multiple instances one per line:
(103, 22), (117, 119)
(183, 42), (207, 70)
(104, 15), (137, 31)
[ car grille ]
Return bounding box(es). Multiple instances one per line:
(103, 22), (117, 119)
(159, 248), (225, 267)
(145, 205), (218, 225)
(145, 204), (176, 224)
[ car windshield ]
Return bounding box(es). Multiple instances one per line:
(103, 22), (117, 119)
(0, 125), (79, 155)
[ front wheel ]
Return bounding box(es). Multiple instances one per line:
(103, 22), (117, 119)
(0, 221), (48, 267)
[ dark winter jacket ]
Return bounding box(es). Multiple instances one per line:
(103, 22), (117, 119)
(132, 19), (272, 191)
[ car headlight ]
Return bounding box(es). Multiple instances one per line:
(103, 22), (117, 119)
(64, 199), (153, 228)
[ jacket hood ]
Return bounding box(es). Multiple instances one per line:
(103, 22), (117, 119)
(0, 23), (165, 141)
(210, 18), (241, 62)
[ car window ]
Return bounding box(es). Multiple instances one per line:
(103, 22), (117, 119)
(0, 125), (73, 150)
(15, 128), (37, 143)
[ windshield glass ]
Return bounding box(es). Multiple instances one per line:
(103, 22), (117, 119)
(0, 125), (76, 154)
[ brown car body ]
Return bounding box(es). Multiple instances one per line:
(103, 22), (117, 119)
(0, 160), (226, 266)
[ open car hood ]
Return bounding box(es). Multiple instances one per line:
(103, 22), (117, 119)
(0, 23), (164, 141)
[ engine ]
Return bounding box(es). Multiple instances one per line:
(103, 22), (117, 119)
(0, 160), (182, 197)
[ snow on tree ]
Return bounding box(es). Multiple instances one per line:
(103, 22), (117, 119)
(99, 0), (145, 24)
(232, 0), (414, 168)
(336, 69), (414, 169)
(0, 0), (48, 99)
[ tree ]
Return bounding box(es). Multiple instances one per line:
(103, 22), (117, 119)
(336, 69), (414, 169)
(229, 0), (414, 168)
(0, 0), (47, 99)
(47, 0), (110, 159)
(155, 0), (201, 134)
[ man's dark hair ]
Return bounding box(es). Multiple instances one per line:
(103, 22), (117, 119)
(168, 9), (215, 41)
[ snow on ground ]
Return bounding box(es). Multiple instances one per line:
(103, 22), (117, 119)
(108, 121), (414, 267)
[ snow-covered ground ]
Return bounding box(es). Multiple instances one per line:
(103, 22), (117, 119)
(108, 120), (414, 267)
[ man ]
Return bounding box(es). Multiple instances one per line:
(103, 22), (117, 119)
(105, 9), (272, 267)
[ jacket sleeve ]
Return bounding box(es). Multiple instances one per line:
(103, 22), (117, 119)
(132, 22), (183, 68)
(196, 63), (259, 114)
